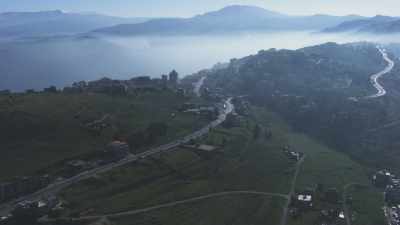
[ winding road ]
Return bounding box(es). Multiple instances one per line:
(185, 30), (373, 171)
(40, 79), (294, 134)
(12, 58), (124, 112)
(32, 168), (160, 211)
(365, 47), (394, 99)
(193, 76), (206, 97)
(0, 96), (234, 217)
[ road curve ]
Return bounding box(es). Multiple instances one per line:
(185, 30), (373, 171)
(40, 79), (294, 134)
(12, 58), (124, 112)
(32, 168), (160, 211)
(365, 47), (394, 99)
(0, 98), (234, 217)
(43, 191), (288, 222)
(193, 76), (206, 97)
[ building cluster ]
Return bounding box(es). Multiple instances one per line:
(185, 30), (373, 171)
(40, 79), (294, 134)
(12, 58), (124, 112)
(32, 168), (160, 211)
(202, 87), (225, 101)
(372, 170), (400, 225)
(0, 140), (130, 208)
(0, 90), (11, 95)
(61, 141), (130, 178)
(0, 175), (51, 203)
(373, 170), (400, 204)
(1, 196), (63, 223)
(373, 170), (400, 225)
(180, 102), (219, 120)
(292, 189), (314, 211)
(289, 185), (346, 225)
(63, 70), (180, 95)
(318, 209), (345, 225)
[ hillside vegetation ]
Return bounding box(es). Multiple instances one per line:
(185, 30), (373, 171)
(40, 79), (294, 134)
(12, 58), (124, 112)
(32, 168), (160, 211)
(0, 90), (206, 181)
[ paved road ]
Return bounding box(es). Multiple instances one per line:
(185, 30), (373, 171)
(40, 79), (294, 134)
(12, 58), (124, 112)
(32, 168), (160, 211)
(193, 76), (206, 97)
(44, 191), (288, 222)
(0, 98), (234, 217)
(280, 156), (306, 225)
(366, 47), (394, 99)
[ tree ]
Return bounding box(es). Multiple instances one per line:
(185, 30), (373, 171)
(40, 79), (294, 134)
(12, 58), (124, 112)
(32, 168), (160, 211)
(253, 124), (261, 139)
(127, 131), (146, 152)
(146, 122), (168, 142)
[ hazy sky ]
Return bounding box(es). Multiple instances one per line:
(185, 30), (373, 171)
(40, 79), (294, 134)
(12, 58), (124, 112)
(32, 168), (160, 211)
(1, 0), (400, 17)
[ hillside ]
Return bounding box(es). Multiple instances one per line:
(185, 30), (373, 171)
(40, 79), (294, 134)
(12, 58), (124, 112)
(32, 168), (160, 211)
(0, 90), (207, 181)
(202, 42), (400, 174)
(93, 5), (363, 36)
(323, 15), (400, 34)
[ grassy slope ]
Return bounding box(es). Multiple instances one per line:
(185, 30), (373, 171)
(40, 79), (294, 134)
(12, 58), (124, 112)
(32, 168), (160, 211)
(111, 195), (284, 225)
(350, 186), (385, 225)
(0, 91), (205, 181)
(250, 106), (384, 225)
(59, 103), (384, 225)
(60, 106), (293, 218)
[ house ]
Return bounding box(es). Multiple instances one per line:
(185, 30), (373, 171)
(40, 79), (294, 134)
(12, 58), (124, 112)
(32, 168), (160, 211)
(104, 141), (130, 162)
(43, 86), (58, 93)
(87, 77), (126, 95)
(319, 209), (339, 222)
(162, 75), (168, 87)
(386, 186), (400, 205)
(66, 160), (88, 171)
(294, 189), (314, 210)
(373, 170), (392, 188)
(0, 90), (11, 95)
(183, 144), (220, 152)
(283, 148), (303, 162)
(296, 194), (313, 208)
(169, 70), (179, 87)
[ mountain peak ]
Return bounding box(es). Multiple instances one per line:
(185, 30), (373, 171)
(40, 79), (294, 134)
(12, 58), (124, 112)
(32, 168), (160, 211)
(371, 15), (396, 21)
(199, 5), (287, 18)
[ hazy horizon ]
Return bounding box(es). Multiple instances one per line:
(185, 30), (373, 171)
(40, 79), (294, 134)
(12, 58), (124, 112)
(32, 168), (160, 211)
(1, 0), (400, 18)
(3, 31), (400, 91)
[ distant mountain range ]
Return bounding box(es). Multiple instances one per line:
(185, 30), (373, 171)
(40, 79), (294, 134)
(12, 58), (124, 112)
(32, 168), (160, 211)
(2, 6), (400, 38)
(93, 5), (364, 36)
(0, 10), (151, 38)
(323, 15), (400, 34)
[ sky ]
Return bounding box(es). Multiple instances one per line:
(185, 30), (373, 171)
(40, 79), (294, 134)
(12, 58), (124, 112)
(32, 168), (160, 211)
(1, 0), (400, 18)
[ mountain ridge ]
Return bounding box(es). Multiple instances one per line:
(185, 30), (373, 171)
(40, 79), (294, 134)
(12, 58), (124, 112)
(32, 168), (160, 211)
(93, 5), (365, 36)
(323, 15), (400, 33)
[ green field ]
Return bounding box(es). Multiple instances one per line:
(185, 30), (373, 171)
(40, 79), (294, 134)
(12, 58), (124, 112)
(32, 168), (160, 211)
(110, 195), (285, 225)
(248, 107), (383, 225)
(349, 185), (385, 225)
(53, 102), (385, 225)
(0, 90), (207, 181)
(59, 105), (294, 217)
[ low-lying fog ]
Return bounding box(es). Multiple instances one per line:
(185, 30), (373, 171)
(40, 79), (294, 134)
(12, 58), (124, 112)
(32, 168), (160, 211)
(1, 31), (400, 91)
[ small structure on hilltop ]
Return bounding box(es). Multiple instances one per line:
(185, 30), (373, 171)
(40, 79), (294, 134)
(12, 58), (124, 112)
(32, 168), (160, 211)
(169, 70), (179, 87)
(283, 146), (303, 162)
(86, 77), (127, 95)
(43, 86), (58, 93)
